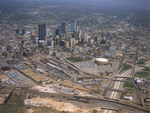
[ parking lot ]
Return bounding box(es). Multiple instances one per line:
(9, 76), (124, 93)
(4, 70), (36, 87)
(74, 61), (116, 74)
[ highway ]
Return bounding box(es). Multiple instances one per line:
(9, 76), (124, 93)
(102, 41), (138, 113)
(61, 42), (148, 113)
(106, 70), (131, 100)
(105, 40), (139, 100)
(107, 43), (128, 90)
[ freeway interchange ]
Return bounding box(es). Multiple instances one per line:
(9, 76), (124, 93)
(101, 40), (149, 113)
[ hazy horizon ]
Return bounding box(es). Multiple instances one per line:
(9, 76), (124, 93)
(1, 0), (150, 10)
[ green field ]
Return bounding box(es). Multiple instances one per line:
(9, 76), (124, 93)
(123, 78), (136, 90)
(0, 94), (62, 113)
(135, 71), (150, 78)
(120, 63), (132, 73)
(143, 67), (150, 71)
(67, 57), (92, 63)
(0, 94), (26, 113)
(137, 60), (145, 65)
(120, 93), (125, 99)
(93, 109), (98, 113)
(102, 89), (108, 96)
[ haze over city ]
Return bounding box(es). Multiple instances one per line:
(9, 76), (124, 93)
(1, 0), (150, 9)
(0, 0), (150, 113)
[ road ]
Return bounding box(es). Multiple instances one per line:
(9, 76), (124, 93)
(107, 43), (128, 90)
(103, 41), (138, 113)
(106, 70), (131, 100)
(105, 43), (131, 101)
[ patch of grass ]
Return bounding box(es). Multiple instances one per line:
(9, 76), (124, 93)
(0, 94), (61, 113)
(27, 106), (62, 113)
(126, 77), (131, 81)
(137, 61), (145, 65)
(125, 87), (136, 91)
(67, 57), (92, 63)
(93, 109), (98, 113)
(102, 89), (108, 96)
(0, 94), (26, 113)
(62, 111), (68, 113)
(124, 78), (136, 89)
(124, 82), (136, 88)
(144, 67), (150, 72)
(120, 93), (125, 99)
(120, 63), (132, 72)
(135, 71), (150, 78)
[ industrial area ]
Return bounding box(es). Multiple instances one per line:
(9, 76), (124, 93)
(0, 0), (150, 113)
(0, 40), (150, 113)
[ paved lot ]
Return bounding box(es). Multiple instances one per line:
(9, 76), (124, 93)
(74, 61), (116, 74)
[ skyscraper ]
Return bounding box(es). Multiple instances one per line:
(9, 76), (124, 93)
(38, 24), (46, 40)
(21, 29), (25, 35)
(55, 28), (60, 36)
(46, 29), (51, 37)
(70, 21), (76, 32)
(76, 26), (80, 33)
(61, 21), (66, 34)
(16, 29), (20, 34)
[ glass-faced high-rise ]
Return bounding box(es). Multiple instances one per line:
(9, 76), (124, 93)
(38, 24), (46, 40)
(70, 21), (76, 32)
(61, 21), (66, 34)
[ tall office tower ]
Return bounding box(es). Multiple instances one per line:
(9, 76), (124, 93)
(69, 38), (75, 48)
(55, 37), (60, 46)
(46, 29), (51, 37)
(79, 30), (82, 41)
(47, 40), (51, 46)
(70, 21), (76, 32)
(60, 40), (65, 47)
(51, 40), (55, 48)
(61, 21), (66, 34)
(16, 29), (20, 34)
(65, 41), (69, 49)
(76, 26), (80, 33)
(21, 29), (25, 35)
(59, 26), (62, 34)
(38, 24), (46, 40)
(32, 36), (38, 44)
(55, 28), (60, 36)
(94, 37), (98, 42)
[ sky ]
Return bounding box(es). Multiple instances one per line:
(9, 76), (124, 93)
(60, 0), (150, 9)
(37, 0), (150, 10)
(1, 0), (150, 10)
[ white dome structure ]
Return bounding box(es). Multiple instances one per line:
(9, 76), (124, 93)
(94, 58), (109, 65)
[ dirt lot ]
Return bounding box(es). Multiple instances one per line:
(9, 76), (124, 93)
(24, 96), (101, 113)
(21, 69), (44, 83)
(58, 80), (90, 92)
(0, 94), (9, 104)
(0, 94), (61, 113)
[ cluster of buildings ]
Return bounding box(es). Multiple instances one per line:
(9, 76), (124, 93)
(9, 20), (126, 61)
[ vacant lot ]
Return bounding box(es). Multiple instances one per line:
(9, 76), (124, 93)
(0, 94), (61, 113)
(67, 57), (92, 63)
(135, 71), (150, 79)
(21, 69), (44, 83)
(123, 78), (136, 91)
(120, 63), (132, 73)
(0, 94), (26, 113)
